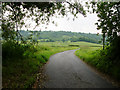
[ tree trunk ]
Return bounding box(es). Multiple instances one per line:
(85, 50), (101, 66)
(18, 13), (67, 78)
(103, 33), (105, 50)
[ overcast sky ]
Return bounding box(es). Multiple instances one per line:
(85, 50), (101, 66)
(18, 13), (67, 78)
(21, 0), (102, 34)
(22, 12), (101, 34)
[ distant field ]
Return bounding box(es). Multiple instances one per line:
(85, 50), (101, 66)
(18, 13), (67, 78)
(75, 41), (102, 62)
(38, 41), (102, 47)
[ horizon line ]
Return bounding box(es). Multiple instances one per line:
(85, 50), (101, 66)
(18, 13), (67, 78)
(20, 29), (101, 34)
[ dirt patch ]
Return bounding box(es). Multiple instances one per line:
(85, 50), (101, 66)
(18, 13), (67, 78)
(32, 66), (47, 88)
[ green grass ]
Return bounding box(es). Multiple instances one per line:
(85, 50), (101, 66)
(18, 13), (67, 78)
(75, 44), (120, 81)
(3, 40), (119, 88)
(38, 41), (102, 47)
(3, 41), (104, 88)
(75, 46), (101, 65)
(3, 58), (41, 88)
(2, 41), (78, 88)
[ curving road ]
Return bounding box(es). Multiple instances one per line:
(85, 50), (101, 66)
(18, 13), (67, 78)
(44, 50), (114, 88)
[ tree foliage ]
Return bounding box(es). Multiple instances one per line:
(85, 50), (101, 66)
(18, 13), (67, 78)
(91, 2), (120, 45)
(2, 1), (86, 43)
(90, 1), (120, 65)
(20, 30), (102, 43)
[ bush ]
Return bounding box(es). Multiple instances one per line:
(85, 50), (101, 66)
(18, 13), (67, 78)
(75, 45), (120, 81)
(2, 41), (25, 60)
(2, 41), (37, 60)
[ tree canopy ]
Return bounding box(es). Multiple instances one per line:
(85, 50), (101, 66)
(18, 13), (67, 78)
(2, 1), (120, 48)
(2, 1), (86, 42)
(91, 2), (120, 45)
(20, 30), (102, 43)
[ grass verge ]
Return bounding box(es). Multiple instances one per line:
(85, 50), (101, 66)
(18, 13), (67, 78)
(2, 42), (78, 88)
(75, 46), (120, 85)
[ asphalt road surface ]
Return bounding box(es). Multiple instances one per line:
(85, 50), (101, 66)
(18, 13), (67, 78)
(44, 50), (114, 88)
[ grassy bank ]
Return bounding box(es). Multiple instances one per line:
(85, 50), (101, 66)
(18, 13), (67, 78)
(75, 46), (101, 66)
(75, 45), (120, 82)
(2, 41), (78, 88)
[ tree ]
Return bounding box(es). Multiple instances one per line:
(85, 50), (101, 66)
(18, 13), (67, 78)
(89, 2), (120, 63)
(2, 1), (86, 43)
(91, 2), (120, 49)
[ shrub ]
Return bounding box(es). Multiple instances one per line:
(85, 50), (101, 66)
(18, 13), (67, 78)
(2, 41), (38, 60)
(2, 41), (25, 60)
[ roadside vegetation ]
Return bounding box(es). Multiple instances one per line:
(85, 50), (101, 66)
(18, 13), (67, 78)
(75, 2), (120, 83)
(75, 44), (120, 82)
(1, 1), (85, 88)
(2, 40), (102, 88)
(3, 39), (120, 87)
(2, 41), (78, 88)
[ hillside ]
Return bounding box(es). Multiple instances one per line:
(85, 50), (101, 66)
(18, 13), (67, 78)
(20, 30), (102, 43)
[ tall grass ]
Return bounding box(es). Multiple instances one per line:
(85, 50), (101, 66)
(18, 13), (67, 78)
(2, 41), (78, 88)
(75, 45), (120, 81)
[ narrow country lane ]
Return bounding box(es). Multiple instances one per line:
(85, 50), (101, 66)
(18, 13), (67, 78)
(44, 50), (114, 88)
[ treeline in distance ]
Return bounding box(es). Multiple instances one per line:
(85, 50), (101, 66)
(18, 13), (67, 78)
(20, 30), (102, 44)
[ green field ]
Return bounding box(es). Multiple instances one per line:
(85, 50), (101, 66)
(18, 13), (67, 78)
(75, 42), (120, 81)
(75, 45), (102, 63)
(38, 41), (102, 47)
(2, 41), (102, 88)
